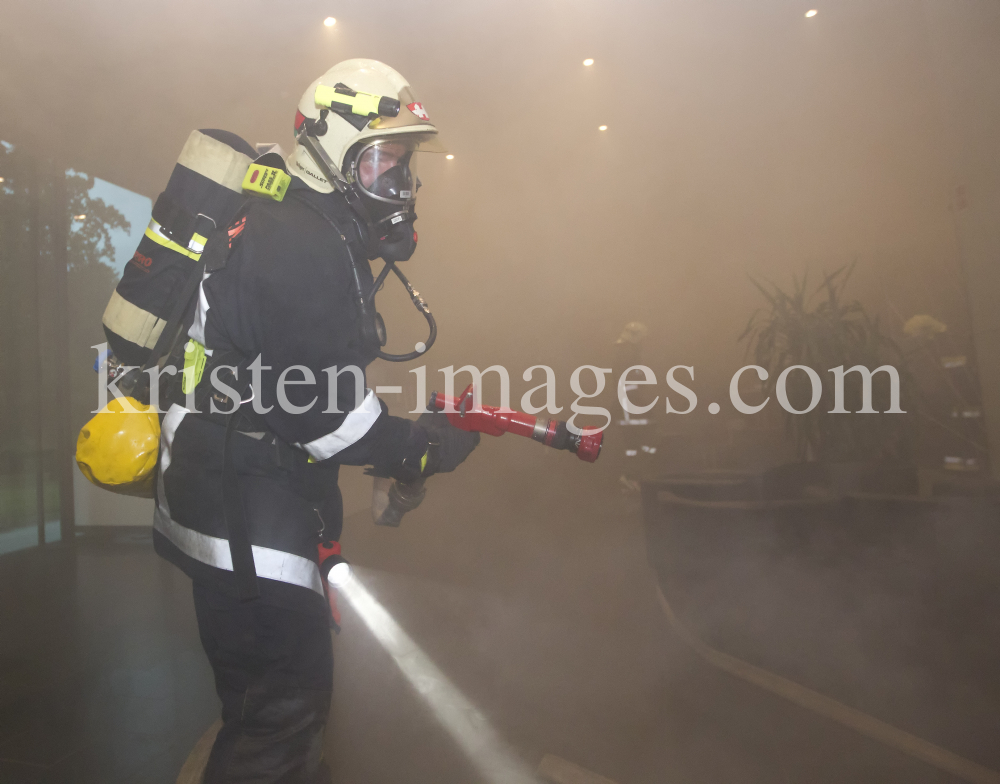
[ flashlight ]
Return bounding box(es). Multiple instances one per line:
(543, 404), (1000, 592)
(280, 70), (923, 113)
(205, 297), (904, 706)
(315, 83), (401, 119)
(318, 541), (350, 585)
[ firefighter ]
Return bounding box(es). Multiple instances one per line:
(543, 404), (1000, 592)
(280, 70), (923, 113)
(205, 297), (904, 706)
(153, 60), (479, 782)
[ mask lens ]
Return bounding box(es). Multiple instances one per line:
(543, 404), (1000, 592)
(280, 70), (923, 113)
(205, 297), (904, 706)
(356, 142), (418, 203)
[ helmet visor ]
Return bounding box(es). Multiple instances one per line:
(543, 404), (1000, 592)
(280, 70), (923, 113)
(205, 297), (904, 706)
(354, 140), (421, 204)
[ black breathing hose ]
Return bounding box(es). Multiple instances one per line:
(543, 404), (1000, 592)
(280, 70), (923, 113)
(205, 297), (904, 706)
(371, 261), (437, 362)
(291, 192), (436, 362)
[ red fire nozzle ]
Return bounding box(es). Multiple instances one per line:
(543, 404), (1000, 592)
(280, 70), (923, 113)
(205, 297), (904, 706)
(430, 385), (603, 463)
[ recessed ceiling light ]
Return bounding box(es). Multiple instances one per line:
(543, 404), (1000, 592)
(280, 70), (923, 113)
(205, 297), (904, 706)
(445, 154), (454, 160)
(324, 16), (336, 27)
(598, 125), (608, 131)
(583, 58), (594, 66)
(805, 9), (818, 17)
(74, 214), (87, 221)
(0, 177), (5, 183)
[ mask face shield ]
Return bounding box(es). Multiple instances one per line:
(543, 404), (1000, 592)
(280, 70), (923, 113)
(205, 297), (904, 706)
(347, 132), (442, 213)
(355, 140), (419, 205)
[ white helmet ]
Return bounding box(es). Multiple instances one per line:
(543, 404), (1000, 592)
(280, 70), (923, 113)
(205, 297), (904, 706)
(288, 59), (445, 199)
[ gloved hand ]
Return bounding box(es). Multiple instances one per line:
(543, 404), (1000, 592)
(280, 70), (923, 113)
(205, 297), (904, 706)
(417, 410), (480, 474)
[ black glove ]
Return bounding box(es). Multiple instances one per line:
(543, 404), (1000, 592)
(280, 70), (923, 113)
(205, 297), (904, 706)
(417, 411), (480, 474)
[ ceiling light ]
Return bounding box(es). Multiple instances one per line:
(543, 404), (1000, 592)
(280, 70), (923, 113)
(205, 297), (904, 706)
(445, 154), (454, 160)
(805, 9), (818, 17)
(583, 58), (594, 66)
(598, 125), (608, 131)
(74, 214), (86, 221)
(324, 16), (336, 26)
(0, 177), (5, 183)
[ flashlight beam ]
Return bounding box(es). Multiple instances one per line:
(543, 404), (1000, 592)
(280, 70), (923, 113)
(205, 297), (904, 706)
(340, 572), (539, 784)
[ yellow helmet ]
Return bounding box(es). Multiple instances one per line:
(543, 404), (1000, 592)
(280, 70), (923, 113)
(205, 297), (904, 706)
(76, 397), (160, 498)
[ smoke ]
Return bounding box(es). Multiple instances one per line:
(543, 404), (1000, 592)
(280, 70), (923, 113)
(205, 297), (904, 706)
(3, 0), (1000, 778)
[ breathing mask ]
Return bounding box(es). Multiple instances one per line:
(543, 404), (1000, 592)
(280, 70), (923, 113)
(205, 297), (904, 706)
(346, 139), (422, 263)
(294, 127), (437, 362)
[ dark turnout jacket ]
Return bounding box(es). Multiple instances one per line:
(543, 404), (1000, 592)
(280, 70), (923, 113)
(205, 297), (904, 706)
(153, 179), (424, 610)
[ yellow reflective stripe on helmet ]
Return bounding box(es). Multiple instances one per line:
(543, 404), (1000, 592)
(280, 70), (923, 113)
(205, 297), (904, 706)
(143, 219), (203, 261)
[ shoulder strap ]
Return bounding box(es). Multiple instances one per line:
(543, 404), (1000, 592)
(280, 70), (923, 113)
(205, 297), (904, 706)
(140, 201), (250, 375)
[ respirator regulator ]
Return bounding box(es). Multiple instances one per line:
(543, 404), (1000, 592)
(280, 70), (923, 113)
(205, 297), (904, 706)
(295, 91), (437, 363)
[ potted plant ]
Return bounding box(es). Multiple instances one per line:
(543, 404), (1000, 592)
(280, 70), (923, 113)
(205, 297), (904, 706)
(739, 264), (916, 495)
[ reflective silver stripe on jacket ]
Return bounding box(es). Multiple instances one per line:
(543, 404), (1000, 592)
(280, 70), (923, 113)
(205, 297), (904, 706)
(297, 388), (381, 460)
(154, 504), (324, 596)
(160, 403), (190, 474)
(188, 270), (212, 346)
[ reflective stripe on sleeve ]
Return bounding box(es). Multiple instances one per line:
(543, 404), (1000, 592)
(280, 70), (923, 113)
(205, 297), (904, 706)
(154, 504), (324, 595)
(296, 388), (381, 461)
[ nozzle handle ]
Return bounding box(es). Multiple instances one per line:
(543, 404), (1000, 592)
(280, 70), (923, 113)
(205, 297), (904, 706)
(429, 387), (603, 462)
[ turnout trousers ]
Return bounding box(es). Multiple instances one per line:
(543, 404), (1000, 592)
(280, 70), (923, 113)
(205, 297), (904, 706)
(192, 581), (333, 784)
(156, 411), (345, 782)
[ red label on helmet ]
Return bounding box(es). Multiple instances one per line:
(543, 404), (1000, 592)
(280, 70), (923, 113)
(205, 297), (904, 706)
(407, 102), (430, 121)
(294, 109), (306, 131)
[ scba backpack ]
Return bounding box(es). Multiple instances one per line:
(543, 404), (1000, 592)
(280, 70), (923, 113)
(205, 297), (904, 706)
(76, 129), (290, 497)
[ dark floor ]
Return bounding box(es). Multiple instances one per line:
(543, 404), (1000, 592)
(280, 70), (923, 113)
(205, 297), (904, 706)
(0, 453), (990, 783)
(0, 529), (216, 783)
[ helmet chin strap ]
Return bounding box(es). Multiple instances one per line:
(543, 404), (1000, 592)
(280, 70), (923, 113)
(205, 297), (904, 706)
(296, 127), (383, 259)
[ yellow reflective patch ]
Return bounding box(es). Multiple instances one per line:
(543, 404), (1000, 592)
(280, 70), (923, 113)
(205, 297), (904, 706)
(242, 164), (291, 202)
(182, 340), (207, 394)
(143, 220), (202, 261)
